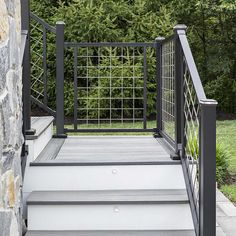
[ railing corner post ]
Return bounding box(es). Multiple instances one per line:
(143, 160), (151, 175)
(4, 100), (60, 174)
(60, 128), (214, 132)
(199, 99), (217, 236)
(155, 36), (165, 136)
(55, 21), (66, 138)
(21, 0), (36, 136)
(173, 24), (187, 155)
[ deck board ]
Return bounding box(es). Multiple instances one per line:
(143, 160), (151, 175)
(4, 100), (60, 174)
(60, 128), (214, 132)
(33, 136), (174, 165)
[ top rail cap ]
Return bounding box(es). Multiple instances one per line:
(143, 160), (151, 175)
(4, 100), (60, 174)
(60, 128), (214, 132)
(155, 36), (165, 42)
(56, 21), (65, 25)
(200, 99), (218, 106)
(173, 24), (187, 35)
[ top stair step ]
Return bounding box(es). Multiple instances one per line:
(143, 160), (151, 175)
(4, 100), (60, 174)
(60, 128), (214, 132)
(31, 136), (180, 166)
(26, 116), (54, 140)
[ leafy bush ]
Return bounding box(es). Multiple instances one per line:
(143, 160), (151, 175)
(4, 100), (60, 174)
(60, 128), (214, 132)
(216, 142), (230, 186)
(187, 136), (230, 186)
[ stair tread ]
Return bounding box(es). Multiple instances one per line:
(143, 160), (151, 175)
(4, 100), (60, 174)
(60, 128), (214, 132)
(26, 116), (54, 140)
(31, 136), (181, 166)
(27, 189), (189, 205)
(25, 230), (195, 236)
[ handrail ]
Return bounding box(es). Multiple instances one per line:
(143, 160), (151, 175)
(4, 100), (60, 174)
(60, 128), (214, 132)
(64, 41), (156, 48)
(176, 26), (216, 236)
(158, 25), (217, 236)
(30, 12), (56, 33)
(177, 29), (206, 101)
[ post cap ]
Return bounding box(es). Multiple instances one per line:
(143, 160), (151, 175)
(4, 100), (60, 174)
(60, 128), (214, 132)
(56, 21), (65, 25)
(155, 36), (165, 42)
(200, 99), (218, 106)
(173, 24), (187, 31)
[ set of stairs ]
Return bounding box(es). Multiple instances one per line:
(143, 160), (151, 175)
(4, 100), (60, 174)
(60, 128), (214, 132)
(23, 117), (195, 236)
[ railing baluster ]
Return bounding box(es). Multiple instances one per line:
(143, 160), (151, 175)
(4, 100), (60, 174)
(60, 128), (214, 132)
(43, 26), (48, 106)
(155, 37), (165, 135)
(74, 47), (78, 130)
(143, 46), (147, 129)
(199, 99), (217, 236)
(55, 21), (66, 138)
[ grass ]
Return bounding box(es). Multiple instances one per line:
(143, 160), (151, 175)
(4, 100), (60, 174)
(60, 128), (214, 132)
(221, 185), (236, 203)
(217, 120), (236, 203)
(217, 120), (236, 172)
(62, 120), (157, 136)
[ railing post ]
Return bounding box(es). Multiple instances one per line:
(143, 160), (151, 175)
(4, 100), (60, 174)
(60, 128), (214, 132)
(173, 25), (187, 155)
(155, 37), (165, 136)
(55, 21), (66, 138)
(21, 0), (35, 135)
(199, 99), (217, 236)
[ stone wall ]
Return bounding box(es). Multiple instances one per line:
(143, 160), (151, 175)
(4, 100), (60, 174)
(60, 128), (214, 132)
(0, 0), (24, 235)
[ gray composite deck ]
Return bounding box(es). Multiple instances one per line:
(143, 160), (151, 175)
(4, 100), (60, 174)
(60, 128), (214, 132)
(25, 230), (195, 236)
(32, 136), (177, 166)
(27, 189), (188, 205)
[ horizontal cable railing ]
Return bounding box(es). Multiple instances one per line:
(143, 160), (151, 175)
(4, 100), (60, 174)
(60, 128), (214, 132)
(159, 25), (217, 236)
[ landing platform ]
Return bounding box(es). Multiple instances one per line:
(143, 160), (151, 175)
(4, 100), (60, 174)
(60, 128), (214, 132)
(31, 136), (178, 166)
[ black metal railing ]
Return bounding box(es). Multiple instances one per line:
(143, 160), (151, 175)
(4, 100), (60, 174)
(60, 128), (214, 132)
(27, 11), (216, 235)
(30, 12), (56, 116)
(157, 25), (217, 236)
(21, 29), (28, 177)
(63, 42), (156, 133)
(29, 15), (157, 134)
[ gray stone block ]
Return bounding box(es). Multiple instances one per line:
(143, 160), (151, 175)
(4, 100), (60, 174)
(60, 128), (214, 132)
(0, 42), (9, 94)
(0, 211), (11, 236)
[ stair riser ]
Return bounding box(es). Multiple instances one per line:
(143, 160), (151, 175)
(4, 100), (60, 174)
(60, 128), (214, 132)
(24, 165), (185, 192)
(28, 204), (194, 231)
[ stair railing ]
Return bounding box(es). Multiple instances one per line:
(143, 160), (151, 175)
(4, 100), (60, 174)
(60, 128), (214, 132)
(27, 12), (217, 234)
(158, 25), (217, 236)
(29, 12), (57, 117)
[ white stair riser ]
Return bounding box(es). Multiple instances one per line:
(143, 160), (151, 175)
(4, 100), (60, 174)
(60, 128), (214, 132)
(28, 204), (194, 230)
(23, 165), (185, 192)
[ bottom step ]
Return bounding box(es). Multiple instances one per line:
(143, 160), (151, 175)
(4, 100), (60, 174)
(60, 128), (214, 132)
(26, 230), (195, 236)
(27, 190), (193, 231)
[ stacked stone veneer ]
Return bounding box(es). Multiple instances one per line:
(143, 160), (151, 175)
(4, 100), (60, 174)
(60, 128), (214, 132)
(0, 0), (24, 235)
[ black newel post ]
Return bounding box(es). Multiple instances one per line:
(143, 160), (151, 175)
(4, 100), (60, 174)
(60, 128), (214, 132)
(173, 24), (187, 156)
(55, 21), (67, 138)
(199, 99), (217, 236)
(21, 0), (35, 135)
